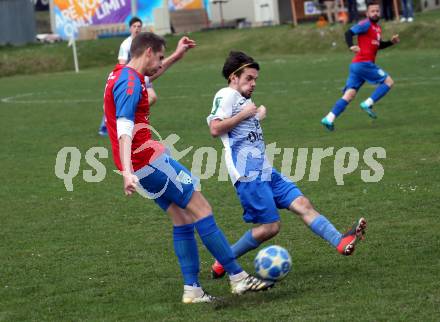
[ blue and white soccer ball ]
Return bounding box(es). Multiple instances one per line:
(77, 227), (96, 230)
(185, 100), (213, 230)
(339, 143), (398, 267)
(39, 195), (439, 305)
(254, 245), (292, 281)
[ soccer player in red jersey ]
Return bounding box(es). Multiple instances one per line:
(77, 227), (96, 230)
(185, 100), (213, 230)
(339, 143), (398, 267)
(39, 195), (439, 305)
(321, 1), (400, 131)
(104, 32), (274, 303)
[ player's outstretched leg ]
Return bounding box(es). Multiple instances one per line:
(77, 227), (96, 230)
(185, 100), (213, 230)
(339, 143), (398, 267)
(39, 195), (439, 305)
(169, 206), (217, 303)
(229, 274), (275, 295)
(173, 224), (215, 303)
(289, 196), (367, 255)
(359, 99), (378, 119)
(336, 217), (367, 255)
(187, 192), (274, 295)
(194, 215), (274, 294)
(182, 285), (217, 304)
(211, 259), (226, 279)
(321, 89), (356, 131)
(360, 76), (394, 119)
(211, 223), (279, 279)
(321, 98), (349, 131)
(211, 229), (261, 279)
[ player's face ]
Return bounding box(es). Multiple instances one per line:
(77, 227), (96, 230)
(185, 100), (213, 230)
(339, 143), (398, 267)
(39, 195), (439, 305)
(235, 68), (258, 99)
(144, 46), (165, 76)
(130, 22), (142, 37)
(367, 5), (381, 22)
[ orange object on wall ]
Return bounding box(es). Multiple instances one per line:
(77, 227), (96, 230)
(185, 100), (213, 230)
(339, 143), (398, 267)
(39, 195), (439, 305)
(169, 0), (204, 10)
(337, 11), (348, 24)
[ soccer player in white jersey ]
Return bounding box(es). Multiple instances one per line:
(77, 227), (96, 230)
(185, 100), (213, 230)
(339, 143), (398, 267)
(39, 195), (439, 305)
(207, 51), (368, 279)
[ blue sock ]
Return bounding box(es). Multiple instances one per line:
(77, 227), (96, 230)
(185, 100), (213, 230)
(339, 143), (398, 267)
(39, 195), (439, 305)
(195, 215), (243, 275)
(99, 116), (106, 129)
(231, 230), (261, 259)
(309, 215), (342, 247)
(331, 98), (349, 117)
(370, 83), (391, 103)
(173, 223), (200, 287)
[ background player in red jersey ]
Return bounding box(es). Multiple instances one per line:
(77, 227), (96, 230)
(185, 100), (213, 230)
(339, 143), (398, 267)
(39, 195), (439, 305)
(321, 1), (400, 131)
(103, 32), (274, 303)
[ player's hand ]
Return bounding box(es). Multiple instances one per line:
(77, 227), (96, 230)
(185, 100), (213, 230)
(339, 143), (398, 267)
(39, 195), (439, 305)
(122, 171), (139, 196)
(174, 36), (196, 60)
(391, 34), (400, 44)
(350, 46), (360, 53)
(241, 103), (258, 119)
(256, 105), (267, 121)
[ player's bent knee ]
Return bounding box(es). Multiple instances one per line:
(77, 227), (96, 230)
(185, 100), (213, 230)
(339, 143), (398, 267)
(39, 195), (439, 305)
(268, 221), (281, 237)
(343, 89), (357, 102)
(261, 222), (281, 239)
(385, 77), (394, 88)
(186, 191), (213, 219)
(292, 196), (314, 214)
(168, 204), (195, 225)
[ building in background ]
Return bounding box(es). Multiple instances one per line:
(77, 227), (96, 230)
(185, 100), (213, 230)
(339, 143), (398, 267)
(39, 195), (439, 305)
(0, 0), (36, 45)
(209, 0), (280, 26)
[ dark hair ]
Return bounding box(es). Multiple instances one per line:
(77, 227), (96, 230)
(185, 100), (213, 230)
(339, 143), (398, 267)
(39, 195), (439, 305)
(222, 51), (260, 83)
(129, 16), (142, 27)
(130, 32), (166, 58)
(366, 1), (380, 8)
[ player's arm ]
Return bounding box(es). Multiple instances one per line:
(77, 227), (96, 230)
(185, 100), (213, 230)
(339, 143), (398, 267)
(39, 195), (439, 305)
(149, 36), (196, 82)
(209, 103), (258, 137)
(119, 133), (138, 195)
(256, 105), (266, 121)
(345, 21), (370, 53)
(113, 75), (141, 195)
(344, 30), (355, 48)
(345, 30), (360, 53)
(147, 88), (157, 106)
(379, 34), (400, 49)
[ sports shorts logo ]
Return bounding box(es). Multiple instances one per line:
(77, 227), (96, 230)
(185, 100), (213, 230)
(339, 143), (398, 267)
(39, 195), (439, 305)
(176, 170), (192, 185)
(378, 69), (385, 77)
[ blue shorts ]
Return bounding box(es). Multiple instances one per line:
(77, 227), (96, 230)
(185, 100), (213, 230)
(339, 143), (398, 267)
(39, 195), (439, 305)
(344, 62), (388, 92)
(135, 153), (197, 211)
(235, 168), (303, 224)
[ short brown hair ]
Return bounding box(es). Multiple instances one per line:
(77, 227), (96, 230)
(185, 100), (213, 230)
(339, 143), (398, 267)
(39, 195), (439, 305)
(130, 32), (166, 59)
(222, 51), (260, 83)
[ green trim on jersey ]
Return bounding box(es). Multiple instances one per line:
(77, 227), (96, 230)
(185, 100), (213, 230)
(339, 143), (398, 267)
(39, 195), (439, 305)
(211, 97), (223, 115)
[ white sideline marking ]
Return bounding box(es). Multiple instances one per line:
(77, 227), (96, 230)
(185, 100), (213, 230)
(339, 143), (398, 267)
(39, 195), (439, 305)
(1, 77), (439, 104)
(0, 93), (101, 104)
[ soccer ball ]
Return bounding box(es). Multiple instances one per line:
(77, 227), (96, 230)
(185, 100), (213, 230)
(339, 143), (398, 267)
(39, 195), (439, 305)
(254, 245), (292, 281)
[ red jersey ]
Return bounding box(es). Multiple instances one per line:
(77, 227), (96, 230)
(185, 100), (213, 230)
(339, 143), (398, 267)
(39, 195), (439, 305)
(350, 19), (382, 63)
(104, 64), (164, 171)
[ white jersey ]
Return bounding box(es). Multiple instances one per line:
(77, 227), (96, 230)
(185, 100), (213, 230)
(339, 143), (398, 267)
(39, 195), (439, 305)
(207, 87), (269, 185)
(118, 36), (132, 62)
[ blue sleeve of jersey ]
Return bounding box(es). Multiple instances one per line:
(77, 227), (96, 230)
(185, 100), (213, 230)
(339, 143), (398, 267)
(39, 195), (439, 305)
(350, 20), (371, 35)
(113, 70), (141, 122)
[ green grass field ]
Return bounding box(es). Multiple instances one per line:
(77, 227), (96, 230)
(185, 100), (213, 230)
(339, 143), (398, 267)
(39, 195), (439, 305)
(1, 16), (440, 321)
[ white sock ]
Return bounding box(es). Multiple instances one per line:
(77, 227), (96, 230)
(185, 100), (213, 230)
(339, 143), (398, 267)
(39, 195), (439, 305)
(229, 270), (248, 282)
(183, 285), (203, 296)
(364, 98), (374, 107)
(326, 112), (336, 123)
